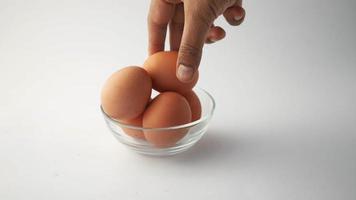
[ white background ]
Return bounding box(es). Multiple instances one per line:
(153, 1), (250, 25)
(1, 0), (355, 199)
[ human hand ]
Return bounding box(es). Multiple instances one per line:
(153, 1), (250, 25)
(148, 0), (245, 82)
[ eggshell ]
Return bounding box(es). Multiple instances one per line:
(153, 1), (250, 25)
(143, 51), (199, 93)
(101, 66), (152, 120)
(121, 115), (145, 140)
(182, 90), (202, 121)
(143, 92), (192, 148)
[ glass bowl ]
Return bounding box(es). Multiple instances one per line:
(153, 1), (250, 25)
(101, 88), (215, 156)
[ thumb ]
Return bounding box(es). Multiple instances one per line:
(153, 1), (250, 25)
(176, 9), (214, 82)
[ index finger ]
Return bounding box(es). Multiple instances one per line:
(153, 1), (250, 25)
(147, 0), (175, 55)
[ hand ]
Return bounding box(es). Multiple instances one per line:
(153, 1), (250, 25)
(148, 0), (245, 82)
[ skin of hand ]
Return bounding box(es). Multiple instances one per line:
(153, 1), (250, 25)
(148, 0), (245, 82)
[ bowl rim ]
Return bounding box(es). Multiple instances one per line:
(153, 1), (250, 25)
(100, 87), (215, 131)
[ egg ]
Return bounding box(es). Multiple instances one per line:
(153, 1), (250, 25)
(121, 115), (145, 140)
(183, 90), (202, 121)
(101, 66), (152, 120)
(143, 92), (192, 148)
(143, 51), (199, 93)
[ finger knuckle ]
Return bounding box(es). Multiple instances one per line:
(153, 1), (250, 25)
(179, 43), (202, 64)
(165, 0), (181, 4)
(206, 0), (220, 19)
(186, 9), (212, 30)
(186, 0), (228, 27)
(205, 0), (231, 18)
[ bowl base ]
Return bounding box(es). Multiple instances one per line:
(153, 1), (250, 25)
(110, 128), (206, 156)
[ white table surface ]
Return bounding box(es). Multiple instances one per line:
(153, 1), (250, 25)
(1, 0), (355, 199)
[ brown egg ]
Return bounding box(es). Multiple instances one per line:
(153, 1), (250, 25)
(101, 66), (152, 120)
(143, 92), (192, 148)
(182, 90), (202, 121)
(121, 115), (145, 140)
(143, 51), (199, 93)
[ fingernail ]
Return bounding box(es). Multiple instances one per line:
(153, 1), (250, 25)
(177, 64), (194, 82)
(210, 37), (218, 42)
(206, 38), (216, 44)
(234, 14), (243, 21)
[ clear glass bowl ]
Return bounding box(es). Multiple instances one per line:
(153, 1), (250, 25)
(101, 88), (215, 156)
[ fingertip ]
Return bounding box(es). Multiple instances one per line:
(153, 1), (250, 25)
(148, 45), (163, 56)
(223, 6), (245, 26)
(176, 45), (201, 83)
(206, 26), (226, 43)
(177, 64), (195, 82)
